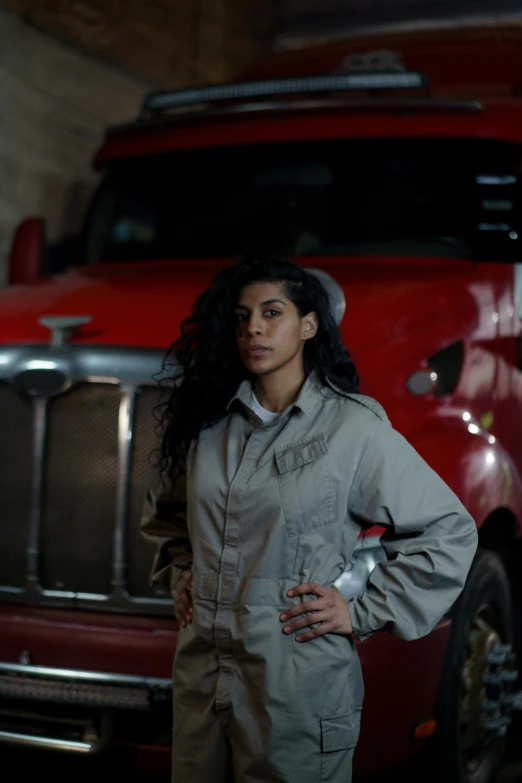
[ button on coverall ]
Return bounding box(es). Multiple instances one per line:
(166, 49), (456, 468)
(141, 373), (478, 783)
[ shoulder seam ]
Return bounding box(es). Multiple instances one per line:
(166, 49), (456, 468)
(325, 379), (387, 421)
(339, 393), (386, 421)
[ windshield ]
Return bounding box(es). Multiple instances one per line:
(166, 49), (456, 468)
(82, 138), (522, 263)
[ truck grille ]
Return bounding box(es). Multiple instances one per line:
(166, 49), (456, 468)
(0, 346), (171, 614)
(41, 384), (120, 594)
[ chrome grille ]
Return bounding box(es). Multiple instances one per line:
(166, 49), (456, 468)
(0, 345), (171, 615)
(0, 386), (32, 587)
(41, 384), (119, 594)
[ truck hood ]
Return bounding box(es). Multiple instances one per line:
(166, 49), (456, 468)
(0, 260), (224, 347)
(0, 256), (481, 358)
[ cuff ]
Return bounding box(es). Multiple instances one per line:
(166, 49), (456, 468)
(347, 596), (381, 642)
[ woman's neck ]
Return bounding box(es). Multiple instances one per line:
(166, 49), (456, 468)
(253, 370), (306, 413)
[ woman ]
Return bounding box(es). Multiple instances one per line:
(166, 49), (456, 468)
(141, 256), (478, 783)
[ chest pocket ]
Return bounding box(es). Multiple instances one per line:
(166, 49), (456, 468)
(275, 433), (336, 537)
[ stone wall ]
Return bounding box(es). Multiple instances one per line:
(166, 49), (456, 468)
(0, 8), (155, 285)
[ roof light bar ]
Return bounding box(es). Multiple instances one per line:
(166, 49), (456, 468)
(142, 72), (427, 115)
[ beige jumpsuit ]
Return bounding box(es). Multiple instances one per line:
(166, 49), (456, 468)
(141, 372), (478, 783)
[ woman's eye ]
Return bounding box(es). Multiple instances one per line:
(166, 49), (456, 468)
(265, 310), (281, 317)
(235, 313), (248, 321)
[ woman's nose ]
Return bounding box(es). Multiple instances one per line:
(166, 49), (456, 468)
(247, 317), (262, 336)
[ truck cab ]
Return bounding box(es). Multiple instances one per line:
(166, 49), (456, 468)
(1, 24), (522, 783)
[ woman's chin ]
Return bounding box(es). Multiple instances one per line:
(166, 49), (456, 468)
(242, 356), (274, 374)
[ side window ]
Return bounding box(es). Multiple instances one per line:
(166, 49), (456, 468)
(111, 199), (156, 247)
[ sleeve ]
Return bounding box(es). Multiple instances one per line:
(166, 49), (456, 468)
(346, 419), (478, 642)
(140, 456), (192, 601)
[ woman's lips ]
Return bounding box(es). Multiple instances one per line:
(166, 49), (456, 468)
(246, 346), (269, 357)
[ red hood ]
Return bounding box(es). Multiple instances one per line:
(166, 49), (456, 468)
(0, 260), (227, 347)
(0, 256), (480, 360)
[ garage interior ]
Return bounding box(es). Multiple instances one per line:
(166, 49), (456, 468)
(1, 0), (521, 284)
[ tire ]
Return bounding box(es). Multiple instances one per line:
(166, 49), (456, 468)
(428, 548), (516, 783)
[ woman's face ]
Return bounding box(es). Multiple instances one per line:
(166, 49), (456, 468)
(235, 281), (318, 377)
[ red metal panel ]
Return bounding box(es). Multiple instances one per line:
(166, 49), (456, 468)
(0, 605), (177, 678)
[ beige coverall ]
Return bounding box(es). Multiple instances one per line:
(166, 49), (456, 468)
(141, 372), (478, 783)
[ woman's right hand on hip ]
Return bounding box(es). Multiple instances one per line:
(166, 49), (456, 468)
(175, 570), (193, 628)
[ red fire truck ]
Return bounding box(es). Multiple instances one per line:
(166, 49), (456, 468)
(1, 24), (522, 783)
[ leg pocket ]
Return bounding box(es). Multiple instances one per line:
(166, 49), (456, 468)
(320, 710), (361, 783)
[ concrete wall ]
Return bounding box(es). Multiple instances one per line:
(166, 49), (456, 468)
(0, 8), (156, 285)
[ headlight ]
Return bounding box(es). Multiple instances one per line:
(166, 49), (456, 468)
(334, 539), (386, 601)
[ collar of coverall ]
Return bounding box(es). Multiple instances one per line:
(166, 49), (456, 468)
(227, 370), (325, 418)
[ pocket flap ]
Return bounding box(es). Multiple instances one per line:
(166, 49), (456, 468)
(275, 433), (328, 474)
(321, 711), (361, 753)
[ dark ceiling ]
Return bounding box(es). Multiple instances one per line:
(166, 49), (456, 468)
(1, 0), (520, 86)
(0, 0), (280, 86)
(279, 1), (522, 48)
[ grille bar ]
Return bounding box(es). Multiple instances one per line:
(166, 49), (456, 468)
(112, 387), (137, 593)
(27, 397), (47, 587)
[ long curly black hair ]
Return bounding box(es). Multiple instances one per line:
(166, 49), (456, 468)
(157, 256), (358, 481)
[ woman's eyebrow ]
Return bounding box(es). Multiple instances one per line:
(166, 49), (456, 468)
(234, 299), (287, 310)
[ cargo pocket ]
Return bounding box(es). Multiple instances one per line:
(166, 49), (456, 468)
(320, 710), (361, 783)
(275, 433), (335, 537)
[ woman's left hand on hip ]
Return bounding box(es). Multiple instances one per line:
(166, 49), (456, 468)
(280, 583), (353, 642)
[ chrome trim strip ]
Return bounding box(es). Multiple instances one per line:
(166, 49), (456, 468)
(0, 585), (172, 615)
(0, 662), (171, 689)
(75, 594), (172, 613)
(112, 387), (136, 592)
(0, 345), (166, 388)
(0, 586), (24, 595)
(26, 397), (47, 586)
(0, 730), (93, 753)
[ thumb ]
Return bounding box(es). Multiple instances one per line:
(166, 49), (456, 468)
(182, 570), (193, 589)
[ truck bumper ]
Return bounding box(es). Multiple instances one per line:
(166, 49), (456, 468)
(0, 604), (450, 776)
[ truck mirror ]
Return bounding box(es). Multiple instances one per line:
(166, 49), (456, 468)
(8, 217), (45, 285)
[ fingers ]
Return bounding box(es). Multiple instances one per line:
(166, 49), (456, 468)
(280, 597), (329, 622)
(175, 587), (193, 628)
(294, 625), (330, 643)
(280, 584), (350, 642)
(282, 610), (331, 637)
(287, 582), (328, 599)
(176, 571), (194, 628)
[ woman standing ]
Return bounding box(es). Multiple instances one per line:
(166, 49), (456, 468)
(141, 256), (477, 783)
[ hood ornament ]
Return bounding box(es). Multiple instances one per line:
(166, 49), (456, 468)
(39, 315), (93, 347)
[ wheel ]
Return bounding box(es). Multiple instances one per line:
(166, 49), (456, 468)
(428, 548), (518, 783)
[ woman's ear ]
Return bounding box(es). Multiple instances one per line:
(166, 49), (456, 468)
(302, 312), (319, 341)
